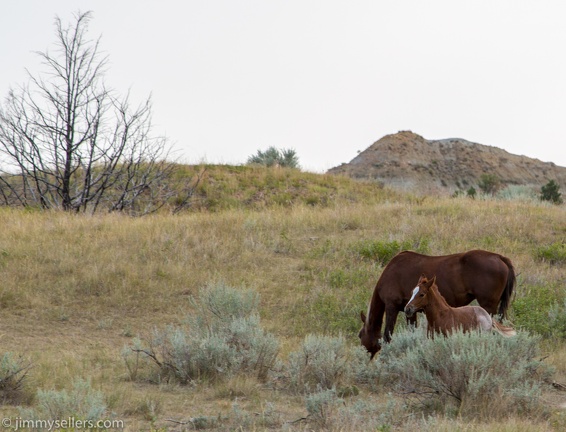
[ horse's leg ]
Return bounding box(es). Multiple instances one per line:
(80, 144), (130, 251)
(383, 306), (400, 343)
(427, 325), (434, 339)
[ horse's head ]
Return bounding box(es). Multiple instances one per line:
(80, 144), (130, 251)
(358, 311), (381, 360)
(404, 274), (436, 317)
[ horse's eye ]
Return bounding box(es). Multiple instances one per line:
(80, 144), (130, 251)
(420, 293), (425, 297)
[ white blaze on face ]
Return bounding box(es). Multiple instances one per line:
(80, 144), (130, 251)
(408, 286), (420, 304)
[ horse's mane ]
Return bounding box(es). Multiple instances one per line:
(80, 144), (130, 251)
(429, 280), (451, 309)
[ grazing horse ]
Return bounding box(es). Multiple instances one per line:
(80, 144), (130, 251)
(404, 274), (516, 337)
(358, 250), (515, 358)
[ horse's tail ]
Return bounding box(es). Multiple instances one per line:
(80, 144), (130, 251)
(497, 255), (516, 319)
(491, 318), (517, 337)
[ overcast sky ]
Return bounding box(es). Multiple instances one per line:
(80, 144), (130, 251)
(2, 1), (566, 172)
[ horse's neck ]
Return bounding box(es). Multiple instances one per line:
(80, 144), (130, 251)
(366, 294), (384, 332)
(424, 284), (452, 318)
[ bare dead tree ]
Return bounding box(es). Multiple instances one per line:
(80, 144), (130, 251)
(0, 11), (187, 215)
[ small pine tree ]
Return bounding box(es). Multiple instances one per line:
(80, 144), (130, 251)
(466, 186), (477, 199)
(540, 180), (563, 204)
(247, 147), (299, 168)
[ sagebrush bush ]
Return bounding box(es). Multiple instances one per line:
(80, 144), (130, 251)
(349, 346), (381, 392)
(124, 282), (279, 383)
(332, 397), (404, 431)
(304, 388), (342, 428)
(231, 400), (282, 430)
(378, 325), (554, 419)
(303, 387), (405, 431)
(287, 334), (351, 392)
(188, 282), (259, 329)
(19, 379), (107, 426)
(0, 353), (31, 404)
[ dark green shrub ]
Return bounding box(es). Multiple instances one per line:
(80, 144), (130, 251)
(466, 186), (476, 198)
(379, 325), (553, 419)
(548, 299), (566, 339)
(534, 242), (566, 265)
(540, 179), (563, 204)
(512, 283), (566, 338)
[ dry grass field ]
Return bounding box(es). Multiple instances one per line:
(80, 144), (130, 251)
(0, 167), (564, 431)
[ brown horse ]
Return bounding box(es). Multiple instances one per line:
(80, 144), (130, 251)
(358, 250), (515, 358)
(404, 274), (516, 337)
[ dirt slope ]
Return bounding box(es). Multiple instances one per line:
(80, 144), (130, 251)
(327, 131), (566, 194)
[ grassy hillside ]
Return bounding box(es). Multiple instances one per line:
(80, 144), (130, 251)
(0, 166), (564, 431)
(175, 164), (407, 211)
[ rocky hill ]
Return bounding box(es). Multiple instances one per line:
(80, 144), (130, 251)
(327, 131), (566, 194)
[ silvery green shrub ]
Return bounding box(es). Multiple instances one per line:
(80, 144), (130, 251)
(124, 282), (279, 383)
(0, 352), (31, 403)
(287, 334), (350, 392)
(19, 379), (107, 427)
(378, 324), (554, 419)
(349, 345), (381, 392)
(304, 388), (341, 428)
(188, 282), (259, 332)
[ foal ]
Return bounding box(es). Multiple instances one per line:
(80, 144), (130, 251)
(404, 274), (516, 337)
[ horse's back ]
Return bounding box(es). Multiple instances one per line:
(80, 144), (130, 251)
(376, 251), (465, 299)
(459, 250), (509, 282)
(375, 251), (439, 303)
(376, 249), (511, 310)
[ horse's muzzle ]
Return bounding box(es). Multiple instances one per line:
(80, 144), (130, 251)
(404, 306), (415, 317)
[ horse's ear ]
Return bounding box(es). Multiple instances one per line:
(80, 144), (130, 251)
(360, 311), (367, 323)
(427, 275), (436, 288)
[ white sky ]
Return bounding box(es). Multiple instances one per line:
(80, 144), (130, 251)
(2, 1), (566, 172)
